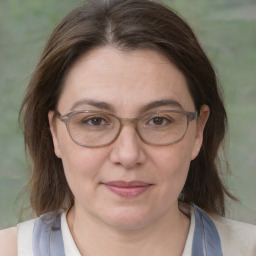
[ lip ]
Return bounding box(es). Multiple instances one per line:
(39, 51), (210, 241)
(102, 180), (153, 198)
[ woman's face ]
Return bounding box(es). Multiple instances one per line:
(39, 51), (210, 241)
(49, 47), (208, 230)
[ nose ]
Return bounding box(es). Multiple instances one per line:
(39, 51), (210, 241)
(109, 124), (146, 169)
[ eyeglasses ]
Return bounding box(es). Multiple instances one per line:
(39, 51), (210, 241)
(54, 110), (198, 147)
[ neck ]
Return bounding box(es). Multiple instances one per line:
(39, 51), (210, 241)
(67, 203), (190, 256)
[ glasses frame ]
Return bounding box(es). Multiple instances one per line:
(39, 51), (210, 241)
(54, 109), (198, 147)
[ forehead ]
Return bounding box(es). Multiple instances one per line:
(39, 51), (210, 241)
(58, 47), (195, 114)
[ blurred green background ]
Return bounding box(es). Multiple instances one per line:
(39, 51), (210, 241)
(0, 0), (255, 229)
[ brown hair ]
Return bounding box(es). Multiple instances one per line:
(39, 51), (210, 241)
(20, 0), (235, 217)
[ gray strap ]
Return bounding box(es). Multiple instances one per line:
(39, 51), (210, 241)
(32, 212), (65, 256)
(192, 205), (223, 256)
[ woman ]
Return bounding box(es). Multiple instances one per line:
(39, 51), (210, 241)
(1, 0), (255, 255)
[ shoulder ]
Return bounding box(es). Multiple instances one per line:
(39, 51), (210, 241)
(0, 218), (36, 256)
(0, 227), (18, 256)
(210, 214), (256, 255)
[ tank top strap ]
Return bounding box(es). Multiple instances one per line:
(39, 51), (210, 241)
(32, 212), (65, 256)
(192, 204), (223, 256)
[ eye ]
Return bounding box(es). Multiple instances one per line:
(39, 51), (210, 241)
(82, 116), (109, 126)
(147, 116), (173, 126)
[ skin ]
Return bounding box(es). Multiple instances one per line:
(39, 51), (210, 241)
(0, 47), (209, 256)
(0, 227), (17, 256)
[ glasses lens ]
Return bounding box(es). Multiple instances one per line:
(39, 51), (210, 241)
(68, 112), (120, 146)
(138, 111), (189, 145)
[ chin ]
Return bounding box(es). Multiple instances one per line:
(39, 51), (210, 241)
(99, 208), (157, 231)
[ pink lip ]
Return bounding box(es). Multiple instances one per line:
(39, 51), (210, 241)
(103, 181), (152, 198)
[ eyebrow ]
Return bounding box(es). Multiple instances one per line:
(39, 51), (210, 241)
(139, 99), (183, 113)
(70, 98), (183, 113)
(71, 99), (115, 112)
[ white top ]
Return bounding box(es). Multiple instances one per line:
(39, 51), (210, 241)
(17, 206), (256, 256)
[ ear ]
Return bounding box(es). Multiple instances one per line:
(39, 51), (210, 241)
(191, 104), (210, 160)
(48, 111), (62, 158)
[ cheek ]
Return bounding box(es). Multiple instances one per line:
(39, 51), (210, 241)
(57, 136), (108, 195)
(153, 140), (194, 175)
(59, 147), (107, 209)
(151, 138), (196, 192)
(55, 125), (100, 176)
(60, 144), (104, 179)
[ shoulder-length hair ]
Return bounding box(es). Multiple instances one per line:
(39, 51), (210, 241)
(20, 0), (235, 217)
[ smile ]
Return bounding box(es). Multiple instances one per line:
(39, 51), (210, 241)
(102, 181), (153, 198)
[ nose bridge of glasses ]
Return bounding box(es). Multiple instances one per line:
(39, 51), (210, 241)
(120, 117), (138, 125)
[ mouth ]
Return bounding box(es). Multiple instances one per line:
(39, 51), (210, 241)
(102, 180), (153, 198)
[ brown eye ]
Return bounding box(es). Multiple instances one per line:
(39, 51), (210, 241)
(89, 117), (104, 126)
(152, 117), (164, 125)
(80, 116), (109, 127)
(145, 115), (173, 128)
